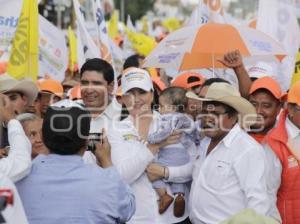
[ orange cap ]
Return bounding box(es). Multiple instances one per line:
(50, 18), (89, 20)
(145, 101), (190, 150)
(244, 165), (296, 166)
(69, 85), (81, 100)
(249, 77), (282, 99)
(152, 77), (166, 91)
(38, 78), (64, 98)
(288, 81), (300, 106)
(114, 35), (124, 46)
(171, 72), (205, 89)
(0, 62), (7, 74)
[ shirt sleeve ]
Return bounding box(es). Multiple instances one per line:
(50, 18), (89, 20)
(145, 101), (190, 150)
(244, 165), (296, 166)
(108, 129), (154, 184)
(0, 120), (32, 182)
(148, 117), (173, 144)
(167, 143), (198, 183)
(233, 146), (271, 216)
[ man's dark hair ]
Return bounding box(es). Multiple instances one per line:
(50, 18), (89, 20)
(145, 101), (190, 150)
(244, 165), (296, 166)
(202, 78), (230, 87)
(160, 87), (187, 113)
(187, 76), (201, 84)
(123, 54), (145, 70)
(80, 58), (114, 84)
(250, 88), (281, 105)
(42, 106), (91, 155)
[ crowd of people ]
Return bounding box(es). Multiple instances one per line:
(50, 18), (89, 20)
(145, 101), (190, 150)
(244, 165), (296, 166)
(0, 49), (300, 224)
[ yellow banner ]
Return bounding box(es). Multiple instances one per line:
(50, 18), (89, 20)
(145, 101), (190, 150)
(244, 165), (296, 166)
(108, 10), (119, 39)
(291, 48), (300, 86)
(162, 18), (181, 32)
(126, 30), (157, 56)
(7, 0), (39, 80)
(68, 26), (77, 73)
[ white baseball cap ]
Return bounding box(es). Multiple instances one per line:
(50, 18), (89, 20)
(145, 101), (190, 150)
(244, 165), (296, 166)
(121, 67), (154, 94)
(247, 62), (274, 79)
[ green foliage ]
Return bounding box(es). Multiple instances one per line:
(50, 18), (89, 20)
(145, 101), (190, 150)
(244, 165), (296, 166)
(114, 0), (155, 22)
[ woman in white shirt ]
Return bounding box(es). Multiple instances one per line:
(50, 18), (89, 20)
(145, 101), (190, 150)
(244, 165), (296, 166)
(108, 68), (197, 224)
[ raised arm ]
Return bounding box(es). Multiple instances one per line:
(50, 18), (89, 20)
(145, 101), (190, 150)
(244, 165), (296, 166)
(218, 50), (252, 98)
(0, 94), (32, 182)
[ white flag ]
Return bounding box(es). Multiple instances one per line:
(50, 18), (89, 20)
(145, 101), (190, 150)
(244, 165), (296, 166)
(126, 15), (136, 32)
(186, 1), (208, 26)
(0, 0), (22, 62)
(257, 0), (300, 90)
(73, 0), (100, 68)
(91, 0), (113, 64)
(186, 0), (226, 26)
(39, 15), (68, 81)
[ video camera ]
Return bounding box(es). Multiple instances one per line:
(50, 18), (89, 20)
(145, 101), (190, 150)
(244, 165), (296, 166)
(0, 189), (13, 223)
(87, 133), (103, 153)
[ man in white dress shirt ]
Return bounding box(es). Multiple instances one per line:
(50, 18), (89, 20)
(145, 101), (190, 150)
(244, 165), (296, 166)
(186, 83), (275, 224)
(79, 58), (121, 163)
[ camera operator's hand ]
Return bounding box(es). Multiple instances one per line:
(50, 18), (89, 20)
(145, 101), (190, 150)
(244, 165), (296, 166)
(94, 129), (113, 168)
(0, 93), (16, 124)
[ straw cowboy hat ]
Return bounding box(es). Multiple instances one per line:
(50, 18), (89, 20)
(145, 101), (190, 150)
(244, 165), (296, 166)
(186, 82), (257, 127)
(220, 209), (280, 224)
(0, 73), (38, 105)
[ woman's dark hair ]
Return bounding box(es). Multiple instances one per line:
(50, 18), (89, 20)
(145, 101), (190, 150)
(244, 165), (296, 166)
(80, 58), (114, 84)
(119, 89), (157, 121)
(123, 54), (145, 70)
(202, 78), (230, 87)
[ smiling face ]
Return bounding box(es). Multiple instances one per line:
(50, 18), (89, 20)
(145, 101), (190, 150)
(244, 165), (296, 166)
(122, 88), (153, 117)
(80, 71), (109, 111)
(5, 91), (28, 115)
(39, 92), (61, 117)
(22, 119), (48, 159)
(200, 102), (238, 140)
(249, 89), (281, 133)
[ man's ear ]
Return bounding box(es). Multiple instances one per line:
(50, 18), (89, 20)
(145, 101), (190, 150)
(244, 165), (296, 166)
(107, 82), (115, 95)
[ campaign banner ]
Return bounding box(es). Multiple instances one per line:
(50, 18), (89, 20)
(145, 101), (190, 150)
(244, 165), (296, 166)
(257, 0), (300, 90)
(0, 1), (68, 81)
(0, 0), (22, 61)
(39, 15), (68, 81)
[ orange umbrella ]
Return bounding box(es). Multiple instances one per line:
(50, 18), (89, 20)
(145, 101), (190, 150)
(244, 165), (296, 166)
(143, 23), (287, 71)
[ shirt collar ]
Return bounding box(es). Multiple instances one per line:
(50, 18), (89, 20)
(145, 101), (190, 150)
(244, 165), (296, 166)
(222, 123), (241, 148)
(34, 154), (83, 164)
(286, 117), (300, 140)
(201, 123), (241, 151)
(94, 98), (121, 120)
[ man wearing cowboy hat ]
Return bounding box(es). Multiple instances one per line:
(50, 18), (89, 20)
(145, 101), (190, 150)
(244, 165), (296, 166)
(0, 74), (38, 149)
(0, 93), (32, 183)
(187, 82), (275, 224)
(0, 74), (38, 116)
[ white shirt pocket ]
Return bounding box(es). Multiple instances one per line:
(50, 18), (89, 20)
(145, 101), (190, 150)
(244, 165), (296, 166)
(205, 160), (232, 190)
